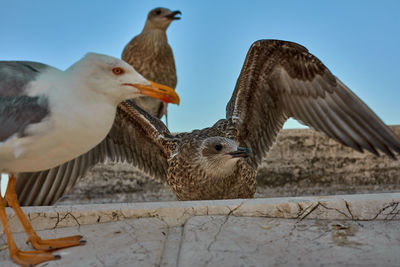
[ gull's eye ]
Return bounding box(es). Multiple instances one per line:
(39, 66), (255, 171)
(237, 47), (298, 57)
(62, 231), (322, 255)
(112, 67), (124, 75)
(155, 9), (162, 15)
(215, 144), (223, 151)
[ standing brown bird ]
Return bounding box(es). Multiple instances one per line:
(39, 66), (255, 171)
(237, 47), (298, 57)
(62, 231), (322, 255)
(14, 40), (400, 204)
(122, 7), (181, 119)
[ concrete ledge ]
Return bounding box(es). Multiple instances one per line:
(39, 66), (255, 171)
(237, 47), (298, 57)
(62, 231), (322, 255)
(2, 193), (399, 233)
(1, 194), (400, 266)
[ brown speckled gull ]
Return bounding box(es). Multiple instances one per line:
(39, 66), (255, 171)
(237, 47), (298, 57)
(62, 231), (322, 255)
(122, 7), (180, 119)
(15, 40), (400, 204)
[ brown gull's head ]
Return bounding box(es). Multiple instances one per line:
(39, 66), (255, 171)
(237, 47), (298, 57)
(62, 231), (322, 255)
(145, 7), (181, 31)
(195, 136), (249, 177)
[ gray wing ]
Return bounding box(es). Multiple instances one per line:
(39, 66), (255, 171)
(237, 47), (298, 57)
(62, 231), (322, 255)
(0, 61), (52, 142)
(226, 39), (400, 168)
(16, 100), (172, 206)
(0, 61), (50, 96)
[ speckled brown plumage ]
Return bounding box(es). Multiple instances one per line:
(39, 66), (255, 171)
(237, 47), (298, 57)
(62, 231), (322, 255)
(15, 39), (400, 204)
(121, 7), (180, 118)
(163, 121), (256, 200)
(167, 140), (256, 200)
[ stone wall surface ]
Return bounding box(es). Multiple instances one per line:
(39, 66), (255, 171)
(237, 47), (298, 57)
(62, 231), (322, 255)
(2, 194), (400, 266)
(256, 125), (400, 197)
(57, 126), (400, 205)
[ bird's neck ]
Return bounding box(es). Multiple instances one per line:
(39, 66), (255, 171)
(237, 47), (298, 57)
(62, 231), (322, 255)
(140, 28), (168, 47)
(205, 158), (240, 178)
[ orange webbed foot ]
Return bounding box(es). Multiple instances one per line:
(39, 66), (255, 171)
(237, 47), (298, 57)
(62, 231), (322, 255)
(10, 249), (60, 267)
(27, 234), (86, 251)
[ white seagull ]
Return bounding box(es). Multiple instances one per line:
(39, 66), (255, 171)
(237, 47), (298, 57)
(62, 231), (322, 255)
(0, 52), (179, 266)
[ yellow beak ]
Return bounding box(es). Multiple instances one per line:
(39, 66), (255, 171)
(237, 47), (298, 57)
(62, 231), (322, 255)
(125, 80), (180, 105)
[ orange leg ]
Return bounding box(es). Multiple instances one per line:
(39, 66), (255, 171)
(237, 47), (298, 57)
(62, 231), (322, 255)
(0, 188), (59, 266)
(5, 175), (86, 251)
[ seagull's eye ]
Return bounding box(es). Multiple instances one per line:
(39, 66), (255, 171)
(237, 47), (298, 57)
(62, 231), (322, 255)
(155, 10), (162, 15)
(215, 144), (223, 151)
(112, 67), (124, 75)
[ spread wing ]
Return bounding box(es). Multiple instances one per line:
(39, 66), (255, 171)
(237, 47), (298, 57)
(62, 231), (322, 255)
(0, 61), (52, 142)
(15, 100), (172, 206)
(226, 39), (400, 168)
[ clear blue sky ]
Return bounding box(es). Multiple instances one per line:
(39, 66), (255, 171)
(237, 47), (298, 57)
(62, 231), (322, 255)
(1, 1), (399, 133)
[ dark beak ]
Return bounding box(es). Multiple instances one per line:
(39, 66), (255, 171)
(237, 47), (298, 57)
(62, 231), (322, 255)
(165, 10), (182, 20)
(228, 147), (250, 158)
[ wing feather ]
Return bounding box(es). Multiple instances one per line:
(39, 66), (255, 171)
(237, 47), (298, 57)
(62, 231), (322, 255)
(226, 39), (400, 168)
(0, 61), (55, 142)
